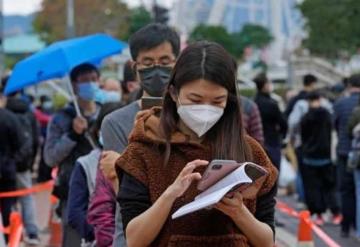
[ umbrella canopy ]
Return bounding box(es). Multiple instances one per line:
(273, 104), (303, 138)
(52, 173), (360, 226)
(4, 33), (127, 95)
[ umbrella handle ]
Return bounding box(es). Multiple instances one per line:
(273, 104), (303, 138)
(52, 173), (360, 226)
(65, 76), (82, 117)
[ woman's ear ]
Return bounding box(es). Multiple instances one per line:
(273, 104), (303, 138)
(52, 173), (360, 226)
(169, 85), (177, 102)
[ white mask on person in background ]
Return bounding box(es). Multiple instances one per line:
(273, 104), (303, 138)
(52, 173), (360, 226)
(95, 89), (122, 104)
(177, 104), (224, 137)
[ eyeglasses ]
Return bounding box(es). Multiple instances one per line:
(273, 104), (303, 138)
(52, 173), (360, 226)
(136, 57), (176, 68)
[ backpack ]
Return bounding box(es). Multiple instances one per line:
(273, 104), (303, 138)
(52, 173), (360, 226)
(14, 111), (37, 172)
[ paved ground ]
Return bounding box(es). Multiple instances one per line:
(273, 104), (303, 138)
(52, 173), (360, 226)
(14, 190), (359, 247)
(275, 195), (360, 247)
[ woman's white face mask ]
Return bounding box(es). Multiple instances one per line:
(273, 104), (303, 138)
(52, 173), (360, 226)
(177, 103), (224, 137)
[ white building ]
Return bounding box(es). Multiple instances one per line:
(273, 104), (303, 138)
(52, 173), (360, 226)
(170, 0), (304, 64)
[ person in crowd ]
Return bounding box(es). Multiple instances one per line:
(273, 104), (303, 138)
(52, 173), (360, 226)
(334, 73), (360, 237)
(67, 102), (123, 246)
(116, 41), (278, 247)
(285, 74), (318, 117)
(87, 158), (118, 247)
(0, 81), (23, 243)
(346, 90), (360, 241)
(240, 95), (264, 145)
(3, 78), (40, 245)
(300, 92), (341, 226)
(89, 23), (180, 247)
(96, 77), (123, 104)
(288, 80), (332, 206)
(121, 60), (141, 104)
(44, 63), (102, 246)
(254, 73), (287, 169)
(36, 95), (54, 183)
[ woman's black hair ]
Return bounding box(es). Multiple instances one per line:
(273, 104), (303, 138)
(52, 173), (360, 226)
(160, 41), (252, 164)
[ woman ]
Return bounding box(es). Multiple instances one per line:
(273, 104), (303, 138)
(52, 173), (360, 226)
(116, 41), (278, 247)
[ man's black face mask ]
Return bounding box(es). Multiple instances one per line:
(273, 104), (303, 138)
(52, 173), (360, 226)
(138, 66), (172, 97)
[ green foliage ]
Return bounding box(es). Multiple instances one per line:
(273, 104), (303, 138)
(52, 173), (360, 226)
(189, 24), (273, 58)
(33, 0), (130, 44)
(299, 0), (360, 59)
(189, 25), (235, 54)
(231, 24), (273, 57)
(239, 88), (256, 98)
(124, 7), (153, 40)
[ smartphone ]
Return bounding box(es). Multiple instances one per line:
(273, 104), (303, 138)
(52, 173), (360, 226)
(197, 160), (239, 191)
(141, 97), (163, 110)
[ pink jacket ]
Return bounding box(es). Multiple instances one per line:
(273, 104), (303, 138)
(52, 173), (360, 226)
(87, 168), (116, 247)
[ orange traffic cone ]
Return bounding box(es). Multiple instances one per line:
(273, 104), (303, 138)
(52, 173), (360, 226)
(8, 212), (23, 247)
(297, 210), (314, 247)
(48, 195), (62, 246)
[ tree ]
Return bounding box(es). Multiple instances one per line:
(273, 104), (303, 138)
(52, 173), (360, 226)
(189, 24), (272, 59)
(125, 7), (153, 40)
(231, 24), (273, 58)
(33, 0), (130, 44)
(189, 25), (235, 55)
(299, 0), (360, 59)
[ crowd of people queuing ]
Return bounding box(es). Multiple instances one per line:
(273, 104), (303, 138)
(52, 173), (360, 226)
(0, 22), (360, 246)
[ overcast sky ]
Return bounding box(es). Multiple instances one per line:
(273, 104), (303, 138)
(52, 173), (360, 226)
(3, 0), (175, 15)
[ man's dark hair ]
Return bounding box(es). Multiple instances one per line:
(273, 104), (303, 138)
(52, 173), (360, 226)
(348, 73), (360, 88)
(307, 91), (321, 101)
(253, 73), (268, 91)
(121, 60), (136, 94)
(129, 23), (180, 60)
(123, 60), (136, 82)
(303, 74), (317, 87)
(70, 63), (100, 82)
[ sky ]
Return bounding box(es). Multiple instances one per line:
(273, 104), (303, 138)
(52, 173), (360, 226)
(3, 0), (175, 15)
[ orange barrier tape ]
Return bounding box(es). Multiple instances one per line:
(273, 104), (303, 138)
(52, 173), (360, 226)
(276, 200), (341, 247)
(0, 180), (54, 198)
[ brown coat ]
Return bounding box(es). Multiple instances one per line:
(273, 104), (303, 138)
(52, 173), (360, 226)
(116, 108), (278, 247)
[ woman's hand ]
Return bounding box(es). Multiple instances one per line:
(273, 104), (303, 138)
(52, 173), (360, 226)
(165, 159), (208, 200)
(214, 192), (247, 220)
(100, 151), (121, 180)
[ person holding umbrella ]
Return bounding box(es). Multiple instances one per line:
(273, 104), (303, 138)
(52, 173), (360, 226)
(44, 63), (102, 246)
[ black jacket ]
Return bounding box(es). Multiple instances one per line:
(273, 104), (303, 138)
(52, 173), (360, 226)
(254, 92), (287, 147)
(6, 97), (39, 172)
(301, 107), (332, 160)
(0, 108), (22, 180)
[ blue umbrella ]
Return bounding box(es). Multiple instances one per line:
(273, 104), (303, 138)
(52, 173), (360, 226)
(4, 33), (127, 95)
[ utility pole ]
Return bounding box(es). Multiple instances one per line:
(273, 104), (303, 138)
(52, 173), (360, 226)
(152, 0), (157, 20)
(66, 0), (75, 38)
